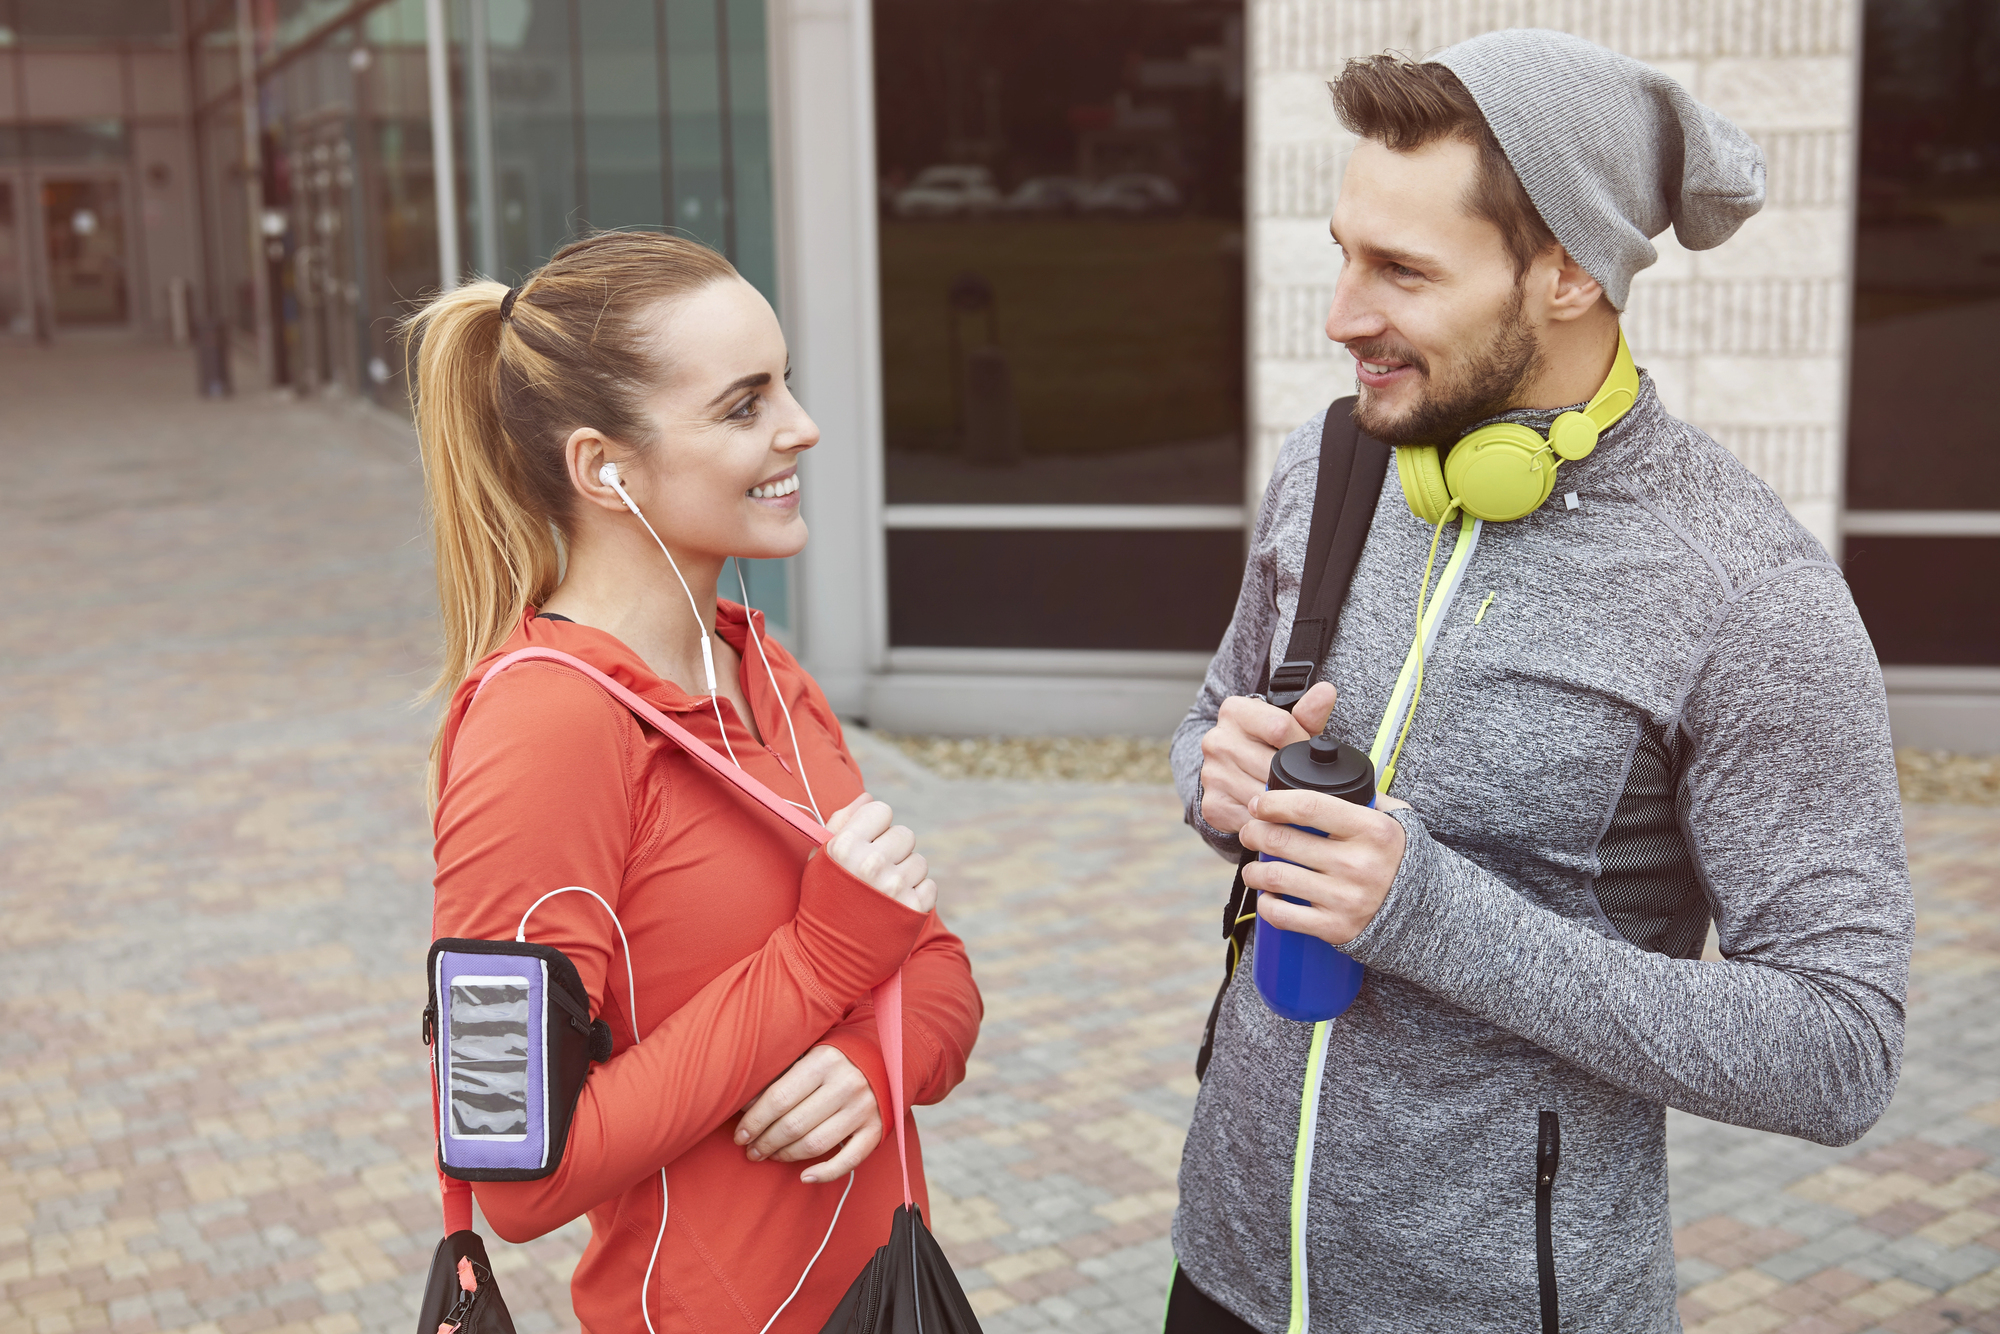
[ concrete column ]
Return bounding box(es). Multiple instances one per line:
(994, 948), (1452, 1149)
(425, 0), (461, 292)
(765, 0), (888, 716)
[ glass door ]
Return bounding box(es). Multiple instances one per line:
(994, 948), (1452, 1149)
(0, 176), (28, 334)
(38, 174), (131, 328)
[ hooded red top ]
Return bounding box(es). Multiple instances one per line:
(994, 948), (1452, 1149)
(431, 606), (982, 1334)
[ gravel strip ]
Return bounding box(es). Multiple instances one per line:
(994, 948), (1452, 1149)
(880, 736), (2000, 807)
(1896, 748), (2000, 806)
(879, 733), (1175, 784)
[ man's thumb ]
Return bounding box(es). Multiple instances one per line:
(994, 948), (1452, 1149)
(1291, 681), (1338, 739)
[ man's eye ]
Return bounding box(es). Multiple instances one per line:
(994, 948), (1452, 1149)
(1390, 264), (1422, 280)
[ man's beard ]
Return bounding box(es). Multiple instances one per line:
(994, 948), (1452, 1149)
(1349, 286), (1545, 447)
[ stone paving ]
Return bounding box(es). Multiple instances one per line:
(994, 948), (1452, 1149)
(2, 340), (1999, 1334)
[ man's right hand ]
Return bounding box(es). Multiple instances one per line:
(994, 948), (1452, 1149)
(1198, 681), (1339, 836)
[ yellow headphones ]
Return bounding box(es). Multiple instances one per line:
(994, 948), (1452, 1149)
(1395, 328), (1639, 524)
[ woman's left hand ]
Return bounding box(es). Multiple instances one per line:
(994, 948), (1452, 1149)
(734, 1044), (883, 1183)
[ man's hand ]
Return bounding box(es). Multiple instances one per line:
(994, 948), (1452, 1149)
(734, 1045), (882, 1184)
(1199, 681), (1339, 835)
(1240, 786), (1408, 945)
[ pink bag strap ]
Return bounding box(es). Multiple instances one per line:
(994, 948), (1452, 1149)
(439, 646), (915, 1225)
(472, 647), (829, 845)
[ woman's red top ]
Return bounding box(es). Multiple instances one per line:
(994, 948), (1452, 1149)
(431, 606), (982, 1334)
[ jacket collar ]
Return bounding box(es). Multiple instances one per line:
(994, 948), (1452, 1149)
(513, 600), (772, 716)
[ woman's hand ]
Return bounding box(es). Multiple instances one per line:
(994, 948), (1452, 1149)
(734, 1044), (883, 1183)
(822, 793), (937, 914)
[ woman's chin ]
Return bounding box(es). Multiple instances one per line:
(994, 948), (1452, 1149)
(732, 519), (809, 562)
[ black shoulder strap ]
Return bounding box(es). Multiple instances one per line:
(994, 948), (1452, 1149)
(1262, 396), (1390, 707)
(1196, 398), (1388, 1083)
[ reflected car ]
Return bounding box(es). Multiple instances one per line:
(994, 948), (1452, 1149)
(1081, 173), (1183, 216)
(1002, 176), (1092, 214)
(891, 165), (1004, 218)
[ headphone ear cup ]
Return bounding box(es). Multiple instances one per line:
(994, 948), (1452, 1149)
(1443, 423), (1558, 522)
(1395, 445), (1454, 525)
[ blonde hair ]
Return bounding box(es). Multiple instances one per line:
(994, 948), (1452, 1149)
(402, 231), (739, 799)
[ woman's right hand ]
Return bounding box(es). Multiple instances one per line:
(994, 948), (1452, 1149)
(821, 793), (936, 914)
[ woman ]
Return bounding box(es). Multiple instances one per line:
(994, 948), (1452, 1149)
(411, 231), (982, 1333)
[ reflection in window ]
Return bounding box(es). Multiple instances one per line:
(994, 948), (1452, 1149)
(1848, 0), (2000, 512)
(873, 0), (1246, 506)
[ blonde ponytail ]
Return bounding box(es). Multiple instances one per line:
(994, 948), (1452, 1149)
(401, 231), (740, 802)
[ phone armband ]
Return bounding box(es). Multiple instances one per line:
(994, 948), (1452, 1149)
(423, 938), (615, 1181)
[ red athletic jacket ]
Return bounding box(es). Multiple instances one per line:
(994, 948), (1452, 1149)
(431, 607), (982, 1334)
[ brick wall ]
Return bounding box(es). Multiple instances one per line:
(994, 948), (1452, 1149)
(1247, 0), (1859, 549)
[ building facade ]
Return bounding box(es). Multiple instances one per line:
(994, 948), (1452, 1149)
(3, 0), (1993, 745)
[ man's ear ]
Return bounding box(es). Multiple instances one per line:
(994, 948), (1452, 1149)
(1542, 246), (1605, 324)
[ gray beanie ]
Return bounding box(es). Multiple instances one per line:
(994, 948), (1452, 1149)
(1432, 29), (1766, 309)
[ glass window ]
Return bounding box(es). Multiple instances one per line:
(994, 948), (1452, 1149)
(887, 529), (1244, 650)
(19, 120), (129, 162)
(1848, 0), (2000, 512)
(579, 1), (665, 233)
(1845, 537), (2000, 665)
(873, 0), (1246, 508)
(478, 0), (582, 278)
(10, 0), (175, 45)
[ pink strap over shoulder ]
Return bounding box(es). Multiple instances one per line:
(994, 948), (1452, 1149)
(440, 646), (916, 1225)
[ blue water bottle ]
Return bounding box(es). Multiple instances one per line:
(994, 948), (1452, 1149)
(1252, 735), (1377, 1022)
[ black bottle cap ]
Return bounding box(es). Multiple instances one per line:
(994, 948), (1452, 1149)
(1268, 736), (1376, 806)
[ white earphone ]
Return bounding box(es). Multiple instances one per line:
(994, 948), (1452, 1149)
(599, 460), (719, 699)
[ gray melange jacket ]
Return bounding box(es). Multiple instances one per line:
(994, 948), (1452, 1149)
(1170, 376), (1913, 1333)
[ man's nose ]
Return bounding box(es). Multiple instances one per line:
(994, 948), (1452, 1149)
(1324, 269), (1384, 347)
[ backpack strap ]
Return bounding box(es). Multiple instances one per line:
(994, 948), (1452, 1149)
(1197, 399), (1387, 1082)
(1262, 397), (1391, 708)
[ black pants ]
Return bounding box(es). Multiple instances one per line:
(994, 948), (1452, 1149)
(1163, 1266), (1259, 1334)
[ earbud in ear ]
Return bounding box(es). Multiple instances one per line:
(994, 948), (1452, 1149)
(598, 461), (621, 488)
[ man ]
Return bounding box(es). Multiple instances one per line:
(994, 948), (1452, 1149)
(1167, 30), (1913, 1334)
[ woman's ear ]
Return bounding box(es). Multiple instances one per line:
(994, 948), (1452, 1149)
(565, 428), (630, 514)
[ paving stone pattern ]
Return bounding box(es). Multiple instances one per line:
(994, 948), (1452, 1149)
(2, 343), (1998, 1334)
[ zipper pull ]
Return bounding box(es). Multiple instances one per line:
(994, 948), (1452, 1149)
(422, 1002), (435, 1047)
(767, 745), (794, 775)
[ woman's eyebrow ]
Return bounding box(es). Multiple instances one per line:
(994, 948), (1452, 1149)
(705, 372), (771, 409)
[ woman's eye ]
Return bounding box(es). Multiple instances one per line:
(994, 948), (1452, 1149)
(728, 396), (759, 421)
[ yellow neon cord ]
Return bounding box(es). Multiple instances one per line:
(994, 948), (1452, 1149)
(1474, 591), (1496, 624)
(1381, 503), (1458, 792)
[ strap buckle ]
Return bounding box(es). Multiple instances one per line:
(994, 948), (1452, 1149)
(1267, 659), (1317, 708)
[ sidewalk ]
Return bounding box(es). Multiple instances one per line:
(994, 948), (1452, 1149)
(2, 340), (1998, 1334)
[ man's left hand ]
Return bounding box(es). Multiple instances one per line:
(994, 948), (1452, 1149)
(1240, 789), (1411, 946)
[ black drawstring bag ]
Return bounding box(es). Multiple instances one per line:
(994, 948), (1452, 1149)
(819, 970), (984, 1334)
(416, 1230), (516, 1334)
(822, 1203), (981, 1334)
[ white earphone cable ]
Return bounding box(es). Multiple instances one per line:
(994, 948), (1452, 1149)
(514, 888), (666, 1334)
(602, 467), (745, 771)
(734, 558), (824, 824)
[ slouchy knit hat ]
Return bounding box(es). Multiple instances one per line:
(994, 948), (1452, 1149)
(1432, 29), (1766, 309)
